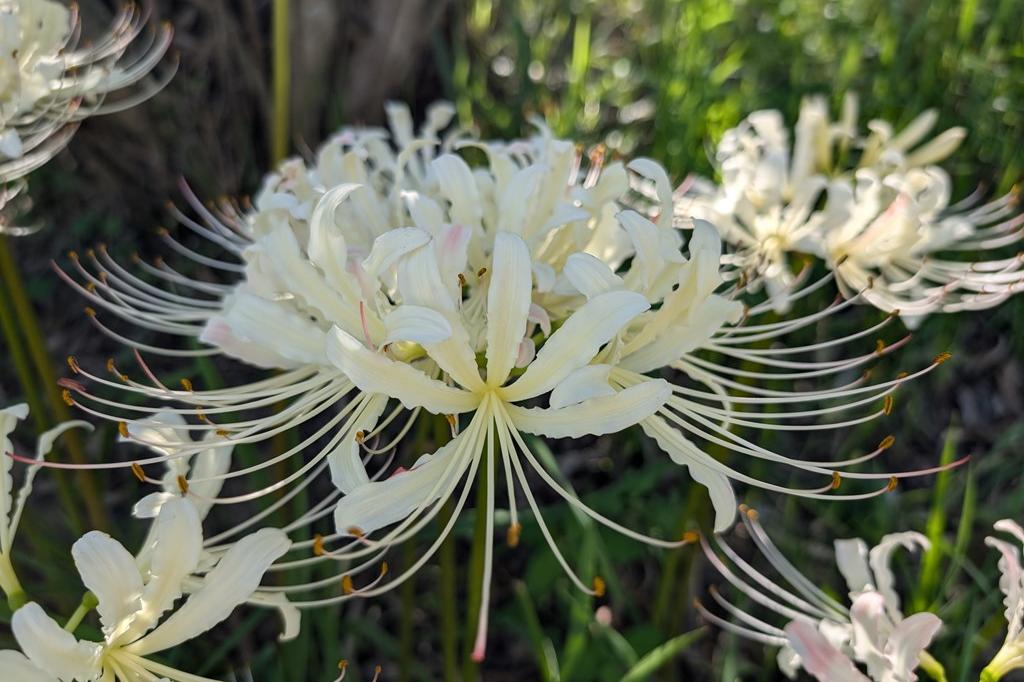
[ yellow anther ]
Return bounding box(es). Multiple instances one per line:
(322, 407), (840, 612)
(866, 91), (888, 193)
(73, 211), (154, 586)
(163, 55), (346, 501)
(592, 576), (606, 598)
(346, 526), (365, 538)
(476, 267), (488, 278)
(313, 534), (325, 556)
(180, 378), (193, 391)
(681, 530), (699, 544)
(896, 371), (909, 380)
(61, 389), (74, 406)
(68, 250), (79, 261)
(355, 430), (365, 444)
(457, 273), (467, 287)
(875, 339), (886, 355)
(131, 462), (145, 482)
(85, 282), (96, 293)
(196, 408), (210, 423)
(338, 660), (348, 671)
(886, 477), (899, 492)
(156, 226), (169, 236)
(379, 561), (389, 577)
(118, 422), (129, 438)
(84, 306), (97, 317)
(933, 351), (952, 365)
(507, 523), (521, 548)
(341, 575), (355, 595)
(745, 507), (760, 521)
(831, 472), (842, 489)
(879, 435), (895, 450)
(216, 429), (231, 437)
(177, 475), (189, 494)
(882, 395), (894, 416)
(66, 356), (81, 374)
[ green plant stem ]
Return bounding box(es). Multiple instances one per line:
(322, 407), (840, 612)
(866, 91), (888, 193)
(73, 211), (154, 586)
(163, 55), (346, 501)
(63, 591), (98, 633)
(462, 451), (489, 681)
(438, 499), (459, 682)
(271, 0), (291, 165)
(918, 651), (948, 682)
(399, 535), (415, 682)
(0, 237), (106, 533)
(912, 426), (960, 612)
(0, 274), (46, 431)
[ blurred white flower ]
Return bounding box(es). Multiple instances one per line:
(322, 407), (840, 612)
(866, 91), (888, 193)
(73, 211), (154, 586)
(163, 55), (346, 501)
(0, 497), (289, 682)
(981, 519), (1024, 682)
(675, 94), (1022, 322)
(697, 506), (943, 682)
(56, 103), (957, 659)
(1, 0), (174, 233)
(0, 401), (90, 607)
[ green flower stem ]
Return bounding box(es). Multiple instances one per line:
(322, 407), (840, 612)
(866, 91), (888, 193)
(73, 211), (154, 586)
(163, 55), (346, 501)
(63, 591), (98, 633)
(0, 236), (107, 534)
(981, 642), (1024, 682)
(462, 447), (489, 681)
(434, 410), (460, 682)
(918, 651), (947, 682)
(271, 0), (291, 165)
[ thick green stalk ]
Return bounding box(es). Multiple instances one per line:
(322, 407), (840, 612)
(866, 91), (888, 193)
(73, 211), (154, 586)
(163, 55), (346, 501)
(0, 237), (105, 533)
(462, 450), (489, 681)
(438, 500), (459, 681)
(271, 0), (291, 165)
(63, 591), (98, 633)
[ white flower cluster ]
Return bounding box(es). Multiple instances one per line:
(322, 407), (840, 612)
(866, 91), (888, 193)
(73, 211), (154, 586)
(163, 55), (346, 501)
(698, 506), (942, 682)
(1, 0), (172, 232)
(54, 102), (961, 660)
(677, 95), (1023, 324)
(0, 403), (294, 681)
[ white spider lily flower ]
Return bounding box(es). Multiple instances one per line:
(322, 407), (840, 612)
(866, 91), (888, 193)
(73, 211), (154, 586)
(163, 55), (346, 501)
(1, 0), (174, 234)
(0, 497), (289, 682)
(697, 506), (943, 681)
(674, 95), (1022, 320)
(981, 519), (1024, 682)
(0, 402), (90, 607)
(54, 104), (957, 658)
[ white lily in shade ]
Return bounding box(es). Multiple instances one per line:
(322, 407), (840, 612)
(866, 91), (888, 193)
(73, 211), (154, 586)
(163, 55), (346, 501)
(697, 506), (944, 681)
(53, 104), (958, 659)
(981, 519), (1024, 682)
(1, 401), (90, 606)
(0, 497), (289, 682)
(673, 94), (1023, 321)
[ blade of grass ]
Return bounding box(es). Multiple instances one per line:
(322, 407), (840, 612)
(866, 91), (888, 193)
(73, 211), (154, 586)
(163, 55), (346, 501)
(620, 628), (705, 682)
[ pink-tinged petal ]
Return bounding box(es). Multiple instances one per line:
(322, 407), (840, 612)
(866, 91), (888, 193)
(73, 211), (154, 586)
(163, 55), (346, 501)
(868, 531), (929, 621)
(885, 612), (942, 679)
(784, 621), (870, 682)
(12, 603), (102, 681)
